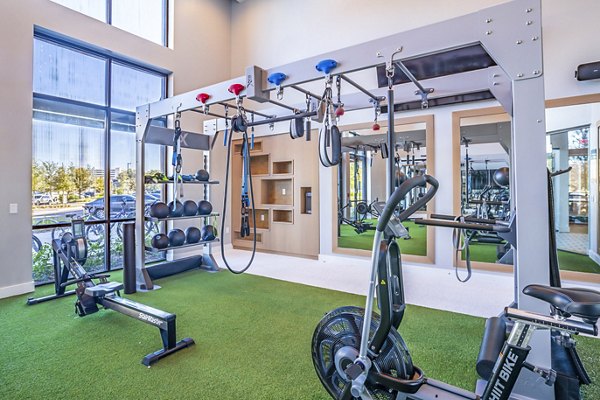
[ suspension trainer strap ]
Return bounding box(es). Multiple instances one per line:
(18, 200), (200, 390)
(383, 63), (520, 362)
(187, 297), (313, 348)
(220, 95), (256, 274)
(452, 216), (472, 282)
(223, 105), (229, 146)
(318, 81), (341, 167)
(172, 117), (183, 202)
(240, 133), (251, 238)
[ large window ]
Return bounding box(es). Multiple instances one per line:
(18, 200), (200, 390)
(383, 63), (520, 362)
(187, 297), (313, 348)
(50, 0), (167, 46)
(32, 34), (167, 284)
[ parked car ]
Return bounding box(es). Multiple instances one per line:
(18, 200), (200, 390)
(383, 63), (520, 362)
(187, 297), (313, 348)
(32, 193), (56, 206)
(84, 195), (136, 217)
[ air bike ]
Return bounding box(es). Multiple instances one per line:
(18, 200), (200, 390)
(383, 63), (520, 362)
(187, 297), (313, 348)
(311, 175), (600, 400)
(27, 219), (194, 366)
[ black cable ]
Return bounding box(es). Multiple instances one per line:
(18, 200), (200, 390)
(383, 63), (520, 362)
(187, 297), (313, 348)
(220, 125), (256, 274)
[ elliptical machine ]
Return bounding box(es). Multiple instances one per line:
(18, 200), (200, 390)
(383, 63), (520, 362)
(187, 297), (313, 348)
(311, 175), (600, 400)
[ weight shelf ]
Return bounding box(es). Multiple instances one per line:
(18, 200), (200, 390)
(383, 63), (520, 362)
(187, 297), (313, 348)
(145, 238), (220, 253)
(145, 212), (220, 223)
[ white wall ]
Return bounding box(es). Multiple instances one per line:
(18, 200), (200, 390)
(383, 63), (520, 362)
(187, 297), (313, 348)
(0, 0), (231, 298)
(229, 0), (600, 265)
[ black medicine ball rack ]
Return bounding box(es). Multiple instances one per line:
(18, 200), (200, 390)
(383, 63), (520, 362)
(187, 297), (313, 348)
(144, 212), (221, 253)
(131, 124), (221, 292)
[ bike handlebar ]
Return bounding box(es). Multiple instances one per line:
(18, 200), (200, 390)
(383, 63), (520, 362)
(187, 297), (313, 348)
(376, 175), (439, 232)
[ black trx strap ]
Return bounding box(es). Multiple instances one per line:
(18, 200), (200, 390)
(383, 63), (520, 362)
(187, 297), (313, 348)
(318, 77), (341, 167)
(172, 117), (183, 203)
(173, 118), (183, 173)
(240, 133), (251, 238)
(220, 114), (257, 275)
(452, 216), (473, 282)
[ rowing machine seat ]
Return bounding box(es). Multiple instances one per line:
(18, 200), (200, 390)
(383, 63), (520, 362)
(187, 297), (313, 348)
(84, 282), (123, 297)
(524, 284), (600, 324)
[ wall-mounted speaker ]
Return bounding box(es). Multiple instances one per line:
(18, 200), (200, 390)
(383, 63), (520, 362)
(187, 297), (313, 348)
(575, 61), (600, 81)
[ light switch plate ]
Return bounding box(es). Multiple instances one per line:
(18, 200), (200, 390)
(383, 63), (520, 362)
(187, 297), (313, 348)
(9, 203), (18, 214)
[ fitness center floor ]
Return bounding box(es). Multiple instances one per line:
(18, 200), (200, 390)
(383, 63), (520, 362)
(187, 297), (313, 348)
(338, 220), (427, 256)
(2, 251), (599, 399)
(338, 221), (600, 274)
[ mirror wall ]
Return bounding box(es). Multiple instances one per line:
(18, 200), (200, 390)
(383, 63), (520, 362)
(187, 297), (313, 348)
(453, 96), (600, 281)
(545, 97), (600, 279)
(455, 110), (513, 268)
(333, 115), (435, 263)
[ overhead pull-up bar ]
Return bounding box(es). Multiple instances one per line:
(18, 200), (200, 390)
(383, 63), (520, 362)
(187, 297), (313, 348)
(189, 108), (228, 120)
(218, 102), (274, 119)
(290, 85), (322, 101)
(246, 110), (317, 128)
(338, 74), (383, 103)
(265, 98), (298, 112)
(393, 60), (434, 107)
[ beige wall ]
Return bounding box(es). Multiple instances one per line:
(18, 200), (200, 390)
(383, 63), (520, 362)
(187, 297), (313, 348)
(230, 0), (600, 262)
(0, 0), (231, 298)
(230, 0), (600, 99)
(4, 0), (600, 296)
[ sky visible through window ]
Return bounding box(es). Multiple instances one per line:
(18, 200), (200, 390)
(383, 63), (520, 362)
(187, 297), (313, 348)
(33, 38), (164, 171)
(50, 0), (166, 45)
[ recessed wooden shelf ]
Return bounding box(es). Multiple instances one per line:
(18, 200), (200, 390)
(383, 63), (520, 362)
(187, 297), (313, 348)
(250, 154), (269, 175)
(301, 187), (312, 214)
(230, 134), (318, 258)
(234, 141), (262, 153)
(249, 209), (269, 229)
(273, 160), (293, 175)
(273, 209), (293, 224)
(261, 178), (293, 205)
(234, 231), (262, 243)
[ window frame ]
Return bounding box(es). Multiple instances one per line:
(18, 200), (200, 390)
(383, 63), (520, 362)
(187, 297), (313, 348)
(32, 33), (168, 283)
(51, 0), (168, 46)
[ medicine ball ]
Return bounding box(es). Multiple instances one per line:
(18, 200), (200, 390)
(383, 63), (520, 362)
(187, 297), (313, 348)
(185, 226), (201, 244)
(167, 201), (184, 217)
(183, 200), (198, 216)
(201, 225), (217, 241)
(151, 233), (170, 249)
(197, 200), (213, 215)
(493, 167), (510, 187)
(168, 229), (186, 246)
(150, 202), (169, 219)
(196, 169), (210, 182)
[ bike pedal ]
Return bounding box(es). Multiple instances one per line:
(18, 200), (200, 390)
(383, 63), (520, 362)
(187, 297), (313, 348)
(344, 362), (364, 380)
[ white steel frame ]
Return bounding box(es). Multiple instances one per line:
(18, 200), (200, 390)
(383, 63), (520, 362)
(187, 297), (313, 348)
(136, 2), (551, 396)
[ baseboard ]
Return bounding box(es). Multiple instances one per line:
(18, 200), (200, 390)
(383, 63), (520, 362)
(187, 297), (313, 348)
(0, 281), (35, 299)
(169, 243), (228, 260)
(318, 253), (370, 263)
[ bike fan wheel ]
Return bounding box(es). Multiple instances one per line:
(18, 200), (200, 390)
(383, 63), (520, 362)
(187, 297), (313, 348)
(312, 306), (413, 400)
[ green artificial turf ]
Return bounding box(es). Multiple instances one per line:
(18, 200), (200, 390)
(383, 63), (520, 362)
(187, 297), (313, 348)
(338, 220), (427, 256)
(465, 242), (600, 274)
(1, 271), (599, 399)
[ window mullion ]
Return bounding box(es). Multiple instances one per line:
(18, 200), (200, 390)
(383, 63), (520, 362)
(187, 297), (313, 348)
(104, 59), (112, 271)
(106, 0), (112, 25)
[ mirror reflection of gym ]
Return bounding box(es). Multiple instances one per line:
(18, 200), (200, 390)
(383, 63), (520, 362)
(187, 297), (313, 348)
(545, 100), (600, 276)
(458, 114), (513, 266)
(336, 121), (430, 258)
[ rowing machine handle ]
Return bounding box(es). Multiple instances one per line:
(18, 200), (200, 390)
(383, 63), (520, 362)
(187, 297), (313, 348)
(376, 175), (438, 232)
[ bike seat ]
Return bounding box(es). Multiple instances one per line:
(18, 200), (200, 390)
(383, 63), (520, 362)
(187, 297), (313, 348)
(524, 284), (600, 324)
(84, 282), (123, 297)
